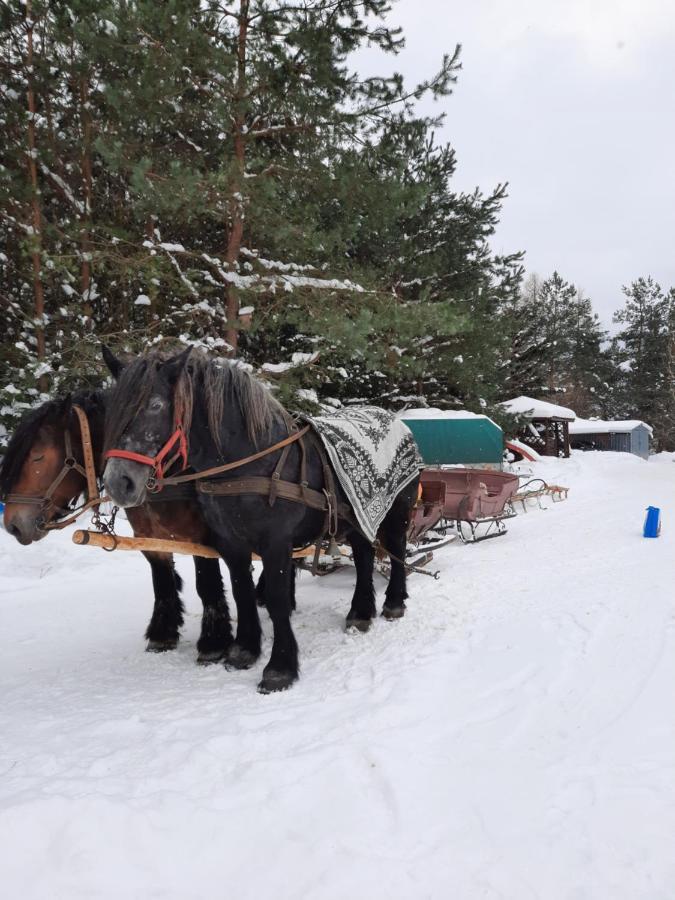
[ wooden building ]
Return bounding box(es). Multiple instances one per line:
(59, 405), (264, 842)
(500, 396), (576, 458)
(569, 418), (652, 459)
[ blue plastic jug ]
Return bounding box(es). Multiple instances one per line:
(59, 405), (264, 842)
(643, 506), (661, 538)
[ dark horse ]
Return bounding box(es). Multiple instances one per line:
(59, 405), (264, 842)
(102, 349), (419, 693)
(1, 385), (232, 662)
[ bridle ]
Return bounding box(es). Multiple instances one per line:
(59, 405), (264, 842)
(104, 424), (189, 490)
(4, 405), (103, 531)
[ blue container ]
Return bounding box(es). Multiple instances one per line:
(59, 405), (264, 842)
(643, 506), (661, 538)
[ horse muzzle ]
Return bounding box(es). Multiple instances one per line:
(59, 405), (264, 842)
(3, 506), (47, 545)
(102, 458), (149, 508)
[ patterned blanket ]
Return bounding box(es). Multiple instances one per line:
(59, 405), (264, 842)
(302, 407), (423, 543)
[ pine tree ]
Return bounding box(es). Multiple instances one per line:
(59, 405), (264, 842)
(613, 277), (675, 449)
(499, 271), (614, 416)
(0, 0), (524, 438)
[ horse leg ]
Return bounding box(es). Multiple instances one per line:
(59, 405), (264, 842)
(194, 556), (233, 665)
(143, 551), (184, 651)
(258, 544), (298, 693)
(219, 551), (261, 670)
(255, 568), (266, 607)
(256, 563), (297, 613)
(345, 531), (377, 632)
(380, 496), (412, 620)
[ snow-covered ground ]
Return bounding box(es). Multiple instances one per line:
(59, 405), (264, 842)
(1, 451), (674, 899)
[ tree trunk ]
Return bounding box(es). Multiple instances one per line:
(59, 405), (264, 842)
(25, 0), (48, 391)
(80, 75), (94, 327)
(224, 0), (249, 355)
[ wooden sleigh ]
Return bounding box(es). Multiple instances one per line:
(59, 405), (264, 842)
(408, 468), (520, 546)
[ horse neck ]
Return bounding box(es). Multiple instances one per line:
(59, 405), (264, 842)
(188, 390), (287, 467)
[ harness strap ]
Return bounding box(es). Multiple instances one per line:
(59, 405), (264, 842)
(72, 404), (99, 502)
(269, 442), (292, 506)
(104, 425), (188, 481)
(198, 475), (351, 519)
(153, 425), (312, 488)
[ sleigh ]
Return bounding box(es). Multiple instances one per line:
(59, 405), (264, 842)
(409, 467), (519, 547)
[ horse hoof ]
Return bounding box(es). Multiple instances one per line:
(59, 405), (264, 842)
(224, 645), (258, 670)
(146, 638), (178, 652)
(197, 648), (226, 665)
(345, 618), (372, 633)
(381, 605), (405, 620)
(257, 669), (297, 694)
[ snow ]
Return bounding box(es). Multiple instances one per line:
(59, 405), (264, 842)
(501, 395), (577, 420)
(134, 294), (151, 306)
(261, 352), (319, 374)
(2, 451), (675, 898)
(570, 417), (654, 435)
(400, 406), (489, 420)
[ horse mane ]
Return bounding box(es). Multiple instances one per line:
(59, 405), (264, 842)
(0, 388), (106, 497)
(103, 349), (293, 453)
(177, 352), (294, 451)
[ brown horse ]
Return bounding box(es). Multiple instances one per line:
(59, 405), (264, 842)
(1, 388), (233, 662)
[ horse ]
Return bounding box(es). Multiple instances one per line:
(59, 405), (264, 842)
(1, 385), (233, 663)
(102, 348), (419, 693)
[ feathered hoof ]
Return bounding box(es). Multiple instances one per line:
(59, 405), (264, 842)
(224, 644), (258, 670)
(196, 648), (227, 666)
(257, 669), (297, 694)
(381, 605), (406, 620)
(146, 637), (179, 652)
(345, 618), (372, 633)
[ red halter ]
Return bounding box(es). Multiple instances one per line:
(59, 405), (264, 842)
(104, 424), (188, 486)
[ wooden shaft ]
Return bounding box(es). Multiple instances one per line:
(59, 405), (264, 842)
(72, 530), (327, 560)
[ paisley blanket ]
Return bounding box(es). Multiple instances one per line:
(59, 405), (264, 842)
(302, 407), (422, 543)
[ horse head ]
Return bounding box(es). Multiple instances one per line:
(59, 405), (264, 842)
(103, 347), (191, 508)
(2, 395), (101, 544)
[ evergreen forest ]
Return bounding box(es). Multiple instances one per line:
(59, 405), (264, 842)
(2, 1), (674, 448)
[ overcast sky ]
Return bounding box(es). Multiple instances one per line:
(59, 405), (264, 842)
(358, 0), (675, 325)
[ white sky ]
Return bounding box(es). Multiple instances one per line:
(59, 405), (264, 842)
(357, 0), (675, 325)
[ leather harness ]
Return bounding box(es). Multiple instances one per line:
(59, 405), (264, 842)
(105, 418), (352, 563)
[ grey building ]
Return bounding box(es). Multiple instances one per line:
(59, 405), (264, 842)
(569, 418), (652, 459)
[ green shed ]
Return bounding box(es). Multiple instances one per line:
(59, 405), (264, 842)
(400, 409), (504, 466)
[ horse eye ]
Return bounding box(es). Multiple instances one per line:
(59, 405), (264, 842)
(31, 454), (45, 462)
(150, 399), (164, 412)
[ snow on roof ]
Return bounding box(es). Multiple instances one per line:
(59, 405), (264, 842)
(569, 417), (653, 435)
(400, 407), (488, 421)
(500, 395), (576, 420)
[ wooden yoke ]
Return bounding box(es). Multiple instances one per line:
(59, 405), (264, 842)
(72, 529), (330, 560)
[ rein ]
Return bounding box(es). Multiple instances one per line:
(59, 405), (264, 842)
(4, 405), (104, 531)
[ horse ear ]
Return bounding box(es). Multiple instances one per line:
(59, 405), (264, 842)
(60, 394), (73, 416)
(102, 344), (125, 380)
(162, 346), (192, 383)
